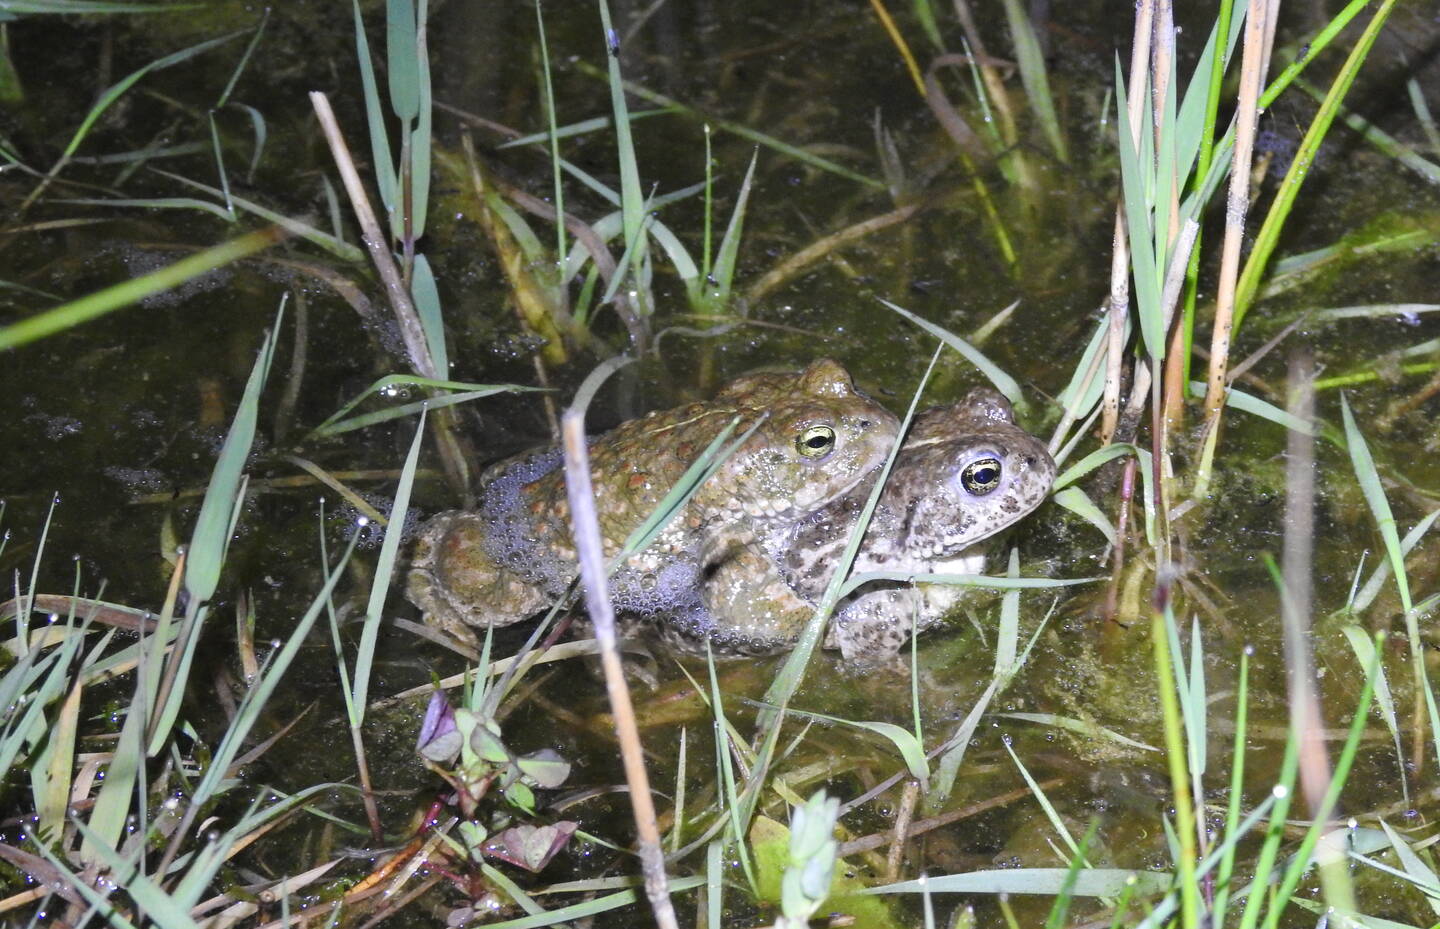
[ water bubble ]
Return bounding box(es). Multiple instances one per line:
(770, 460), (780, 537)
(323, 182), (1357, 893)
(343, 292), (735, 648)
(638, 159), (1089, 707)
(1272, 785), (1288, 799)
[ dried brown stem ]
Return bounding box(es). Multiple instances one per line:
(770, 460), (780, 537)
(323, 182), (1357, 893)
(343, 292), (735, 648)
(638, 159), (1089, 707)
(1282, 347), (1329, 814)
(308, 92), (436, 381)
(560, 412), (679, 929)
(745, 203), (921, 306)
(1199, 0), (1277, 471)
(309, 91), (474, 496)
(884, 779), (921, 882)
(1100, 0), (1154, 445)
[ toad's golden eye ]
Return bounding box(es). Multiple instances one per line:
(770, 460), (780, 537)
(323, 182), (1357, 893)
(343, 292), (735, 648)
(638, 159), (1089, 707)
(961, 457), (1002, 494)
(796, 425), (837, 459)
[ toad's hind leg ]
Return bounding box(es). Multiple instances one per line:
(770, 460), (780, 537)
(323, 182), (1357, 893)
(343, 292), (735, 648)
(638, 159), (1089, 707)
(406, 512), (552, 641)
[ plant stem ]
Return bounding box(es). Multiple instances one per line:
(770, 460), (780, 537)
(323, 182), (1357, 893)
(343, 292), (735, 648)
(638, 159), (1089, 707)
(1196, 0), (1275, 495)
(560, 405), (679, 929)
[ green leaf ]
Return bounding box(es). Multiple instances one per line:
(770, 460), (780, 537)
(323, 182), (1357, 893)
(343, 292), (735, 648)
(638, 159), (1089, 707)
(185, 310), (281, 603)
(385, 0), (419, 121)
(878, 298), (1028, 415)
(353, 409), (426, 716)
(776, 708), (929, 784)
(516, 748), (571, 788)
(411, 253), (447, 375)
(1053, 487), (1115, 547)
(870, 868), (1171, 897)
(0, 228), (280, 350)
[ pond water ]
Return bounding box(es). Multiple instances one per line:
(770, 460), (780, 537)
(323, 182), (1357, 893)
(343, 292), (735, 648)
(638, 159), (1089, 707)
(3, 1), (1440, 926)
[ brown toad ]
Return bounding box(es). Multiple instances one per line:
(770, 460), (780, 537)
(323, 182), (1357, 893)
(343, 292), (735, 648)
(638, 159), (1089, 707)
(405, 359), (900, 644)
(699, 389), (1055, 659)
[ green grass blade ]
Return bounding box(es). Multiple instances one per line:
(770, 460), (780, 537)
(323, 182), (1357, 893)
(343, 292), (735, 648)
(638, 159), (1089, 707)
(233, 102), (267, 181)
(498, 108), (675, 149)
(1256, 643), (1377, 929)
(353, 0), (397, 217)
(708, 149), (757, 308)
(3, 0), (199, 9)
(595, 0), (644, 287)
(57, 195), (234, 221)
(535, 0), (565, 262)
(1233, 0), (1400, 332)
(1000, 0), (1066, 162)
(306, 374), (538, 437)
(993, 713), (1159, 753)
(0, 227), (281, 350)
(929, 603), (1053, 809)
(994, 548), (1021, 680)
(1052, 487), (1115, 547)
(573, 61), (883, 190)
(411, 253), (447, 375)
(1051, 443), (1136, 492)
(153, 168), (365, 260)
(38, 828), (168, 927)
(870, 869), (1170, 897)
(312, 382), (537, 438)
(215, 7), (267, 108)
(1186, 381), (1317, 435)
(1342, 625), (1405, 805)
(1351, 510), (1440, 613)
(774, 707), (928, 783)
(185, 309), (282, 604)
(878, 298), (1027, 414)
(1341, 395), (1409, 614)
(195, 545), (360, 811)
(385, 0), (419, 121)
(353, 410), (426, 718)
(53, 30), (244, 164)
(706, 839), (724, 928)
(1114, 59), (1163, 363)
(1341, 394), (1440, 768)
(838, 572), (1096, 599)
(409, 30), (432, 239)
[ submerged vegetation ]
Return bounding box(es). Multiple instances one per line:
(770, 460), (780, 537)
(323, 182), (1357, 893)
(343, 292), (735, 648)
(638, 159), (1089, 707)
(2, 0), (1440, 926)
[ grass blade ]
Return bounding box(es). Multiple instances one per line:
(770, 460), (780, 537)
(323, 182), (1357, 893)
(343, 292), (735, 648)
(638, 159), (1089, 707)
(354, 410), (426, 718)
(1000, 0), (1066, 162)
(0, 227), (282, 350)
(878, 298), (1027, 414)
(185, 306), (283, 604)
(1233, 0), (1400, 331)
(55, 30), (245, 164)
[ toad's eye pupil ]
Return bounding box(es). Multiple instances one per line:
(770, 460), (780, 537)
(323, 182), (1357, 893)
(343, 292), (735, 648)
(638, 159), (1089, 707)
(797, 425), (837, 458)
(961, 458), (1002, 494)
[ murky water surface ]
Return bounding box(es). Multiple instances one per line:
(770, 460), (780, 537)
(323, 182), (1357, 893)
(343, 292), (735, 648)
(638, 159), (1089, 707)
(4, 1), (1440, 925)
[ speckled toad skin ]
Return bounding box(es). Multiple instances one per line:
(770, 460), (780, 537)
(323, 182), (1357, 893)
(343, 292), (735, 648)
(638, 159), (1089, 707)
(405, 359), (900, 645)
(696, 389), (1056, 659)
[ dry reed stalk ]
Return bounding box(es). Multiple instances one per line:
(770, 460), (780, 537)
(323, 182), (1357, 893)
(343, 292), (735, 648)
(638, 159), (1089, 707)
(1281, 347), (1358, 913)
(309, 92), (436, 381)
(745, 203), (920, 305)
(310, 91), (474, 496)
(1099, 0), (1155, 445)
(560, 413), (679, 929)
(1199, 0), (1278, 463)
